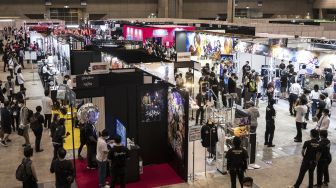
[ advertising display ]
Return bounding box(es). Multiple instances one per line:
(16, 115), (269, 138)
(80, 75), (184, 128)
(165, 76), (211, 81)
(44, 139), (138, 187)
(140, 88), (165, 123)
(236, 42), (270, 56)
(185, 32), (234, 60)
(269, 38), (288, 47)
(115, 119), (127, 146)
(295, 50), (319, 74)
(271, 46), (296, 61)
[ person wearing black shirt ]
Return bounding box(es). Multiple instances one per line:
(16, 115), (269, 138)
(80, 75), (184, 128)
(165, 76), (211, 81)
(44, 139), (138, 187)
(196, 91), (208, 125)
(315, 130), (331, 187)
(209, 74), (219, 106)
(50, 148), (75, 188)
(185, 68), (193, 94)
(77, 121), (87, 160)
(265, 99), (276, 147)
(52, 118), (69, 160)
(228, 73), (238, 108)
(242, 61), (251, 82)
(30, 106), (44, 152)
(316, 94), (326, 121)
(225, 137), (249, 188)
(108, 135), (129, 188)
(0, 101), (12, 147)
(293, 129), (321, 188)
(86, 123), (98, 169)
(201, 118), (218, 158)
(324, 70), (333, 87)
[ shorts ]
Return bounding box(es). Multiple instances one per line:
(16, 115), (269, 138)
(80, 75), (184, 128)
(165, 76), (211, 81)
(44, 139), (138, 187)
(281, 87), (287, 93)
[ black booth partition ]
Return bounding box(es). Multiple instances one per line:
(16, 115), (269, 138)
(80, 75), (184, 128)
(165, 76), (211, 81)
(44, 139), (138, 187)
(74, 71), (189, 182)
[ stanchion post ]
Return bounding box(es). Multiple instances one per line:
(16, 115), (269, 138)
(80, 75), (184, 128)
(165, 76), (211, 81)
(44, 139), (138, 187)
(70, 104), (76, 177)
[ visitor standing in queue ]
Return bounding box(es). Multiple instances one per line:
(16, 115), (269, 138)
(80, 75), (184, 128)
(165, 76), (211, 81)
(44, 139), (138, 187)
(19, 99), (30, 147)
(0, 101), (12, 147)
(310, 85), (320, 118)
(97, 129), (110, 188)
(52, 118), (69, 160)
(50, 148), (75, 188)
(315, 109), (330, 131)
(289, 79), (301, 116)
(265, 99), (276, 147)
(108, 135), (129, 188)
(294, 97), (308, 142)
(30, 106), (44, 152)
(225, 136), (249, 188)
(292, 129), (320, 188)
(195, 91), (207, 125)
(21, 146), (38, 188)
(41, 90), (53, 129)
(315, 130), (331, 187)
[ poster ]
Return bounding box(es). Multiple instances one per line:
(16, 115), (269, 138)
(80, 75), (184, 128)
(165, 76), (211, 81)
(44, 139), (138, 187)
(269, 38), (288, 47)
(252, 43), (271, 56)
(168, 90), (186, 160)
(236, 42), (254, 54)
(295, 50), (319, 74)
(185, 32), (233, 60)
(140, 88), (165, 122)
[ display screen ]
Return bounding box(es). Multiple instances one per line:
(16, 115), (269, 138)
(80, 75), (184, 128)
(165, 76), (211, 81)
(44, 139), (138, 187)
(115, 119), (126, 146)
(185, 32), (234, 60)
(140, 88), (165, 123)
(168, 90), (186, 160)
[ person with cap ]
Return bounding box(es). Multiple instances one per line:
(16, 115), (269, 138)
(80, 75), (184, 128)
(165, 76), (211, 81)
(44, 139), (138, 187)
(265, 99), (276, 147)
(292, 129), (321, 188)
(225, 136), (249, 188)
(96, 129), (110, 188)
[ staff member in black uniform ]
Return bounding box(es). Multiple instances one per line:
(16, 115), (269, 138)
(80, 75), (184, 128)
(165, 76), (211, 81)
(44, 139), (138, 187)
(195, 91), (208, 125)
(265, 99), (276, 147)
(86, 123), (98, 169)
(293, 129), (321, 188)
(226, 137), (249, 188)
(315, 130), (332, 187)
(108, 135), (129, 188)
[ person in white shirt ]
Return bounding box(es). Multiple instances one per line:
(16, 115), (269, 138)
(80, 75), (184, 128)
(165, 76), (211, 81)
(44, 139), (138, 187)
(289, 80), (302, 116)
(324, 83), (334, 105)
(294, 97), (308, 142)
(298, 65), (307, 87)
(310, 84), (320, 117)
(17, 68), (24, 90)
(256, 75), (263, 108)
(96, 129), (110, 188)
(315, 109), (330, 131)
(41, 90), (53, 129)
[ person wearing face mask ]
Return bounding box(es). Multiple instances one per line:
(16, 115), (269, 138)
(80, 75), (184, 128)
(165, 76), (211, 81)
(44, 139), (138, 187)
(10, 99), (19, 132)
(96, 129), (110, 188)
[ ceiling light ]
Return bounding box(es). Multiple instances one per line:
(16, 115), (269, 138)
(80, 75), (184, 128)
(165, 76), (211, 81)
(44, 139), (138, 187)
(64, 5), (69, 8)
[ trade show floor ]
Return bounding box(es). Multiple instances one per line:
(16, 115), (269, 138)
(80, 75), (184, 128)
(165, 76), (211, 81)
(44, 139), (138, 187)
(1, 61), (336, 188)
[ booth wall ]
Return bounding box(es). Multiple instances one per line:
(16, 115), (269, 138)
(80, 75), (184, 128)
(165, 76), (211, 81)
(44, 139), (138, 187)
(70, 50), (102, 75)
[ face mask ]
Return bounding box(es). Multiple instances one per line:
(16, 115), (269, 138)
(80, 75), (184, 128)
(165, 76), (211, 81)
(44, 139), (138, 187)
(18, 104), (23, 107)
(13, 100), (17, 103)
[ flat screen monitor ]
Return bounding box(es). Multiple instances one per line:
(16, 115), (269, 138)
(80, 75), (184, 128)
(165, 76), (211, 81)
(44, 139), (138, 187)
(115, 119), (126, 146)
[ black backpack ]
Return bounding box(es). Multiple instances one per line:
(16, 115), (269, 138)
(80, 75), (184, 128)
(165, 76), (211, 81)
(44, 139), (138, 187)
(15, 159), (30, 182)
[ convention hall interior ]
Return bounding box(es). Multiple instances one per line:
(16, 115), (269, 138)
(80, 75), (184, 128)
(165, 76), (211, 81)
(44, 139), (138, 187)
(0, 0), (336, 188)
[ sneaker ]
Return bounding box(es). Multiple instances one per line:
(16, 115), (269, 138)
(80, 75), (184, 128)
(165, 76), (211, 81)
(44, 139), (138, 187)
(264, 142), (268, 146)
(268, 144), (275, 147)
(323, 182), (328, 186)
(294, 139), (302, 143)
(36, 149), (44, 152)
(313, 184), (321, 188)
(1, 141), (8, 147)
(6, 139), (11, 142)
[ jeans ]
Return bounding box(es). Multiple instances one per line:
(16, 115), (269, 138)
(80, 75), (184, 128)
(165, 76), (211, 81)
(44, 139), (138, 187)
(294, 160), (316, 188)
(98, 161), (108, 187)
(44, 114), (52, 128)
(229, 169), (244, 188)
(295, 122), (303, 141)
(311, 99), (318, 117)
(33, 128), (43, 151)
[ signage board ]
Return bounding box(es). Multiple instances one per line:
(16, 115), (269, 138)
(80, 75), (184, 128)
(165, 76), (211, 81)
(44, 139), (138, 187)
(76, 75), (99, 89)
(90, 62), (110, 74)
(189, 125), (202, 141)
(176, 52), (191, 62)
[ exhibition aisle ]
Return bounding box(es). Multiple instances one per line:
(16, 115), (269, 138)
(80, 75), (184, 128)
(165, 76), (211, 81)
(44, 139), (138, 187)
(75, 160), (183, 188)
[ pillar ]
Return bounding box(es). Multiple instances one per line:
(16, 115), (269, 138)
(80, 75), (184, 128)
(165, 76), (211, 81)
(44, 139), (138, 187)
(319, 8), (323, 19)
(158, 0), (169, 18)
(227, 0), (235, 23)
(178, 0), (183, 18)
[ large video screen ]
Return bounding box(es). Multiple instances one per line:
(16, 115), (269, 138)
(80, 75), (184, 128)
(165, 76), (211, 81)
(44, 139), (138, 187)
(186, 32), (233, 60)
(168, 90), (186, 160)
(115, 119), (126, 146)
(140, 88), (165, 123)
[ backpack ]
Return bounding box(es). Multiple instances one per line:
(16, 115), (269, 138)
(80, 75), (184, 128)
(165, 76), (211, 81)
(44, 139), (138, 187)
(26, 108), (34, 124)
(248, 81), (256, 92)
(30, 113), (39, 130)
(15, 159), (30, 182)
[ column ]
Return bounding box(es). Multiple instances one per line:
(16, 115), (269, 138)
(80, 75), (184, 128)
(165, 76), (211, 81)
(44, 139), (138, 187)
(158, 0), (169, 18)
(227, 0), (235, 23)
(319, 8), (323, 19)
(178, 0), (183, 18)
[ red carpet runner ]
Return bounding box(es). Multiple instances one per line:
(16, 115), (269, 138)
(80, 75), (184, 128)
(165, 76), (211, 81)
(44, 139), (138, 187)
(75, 160), (184, 188)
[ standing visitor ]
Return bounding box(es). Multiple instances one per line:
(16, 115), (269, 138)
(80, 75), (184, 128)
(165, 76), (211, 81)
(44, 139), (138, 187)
(97, 129), (109, 188)
(30, 106), (44, 152)
(19, 100), (30, 147)
(242, 61), (251, 82)
(41, 90), (52, 129)
(289, 80), (302, 116)
(265, 99), (276, 147)
(280, 67), (288, 99)
(315, 130), (331, 187)
(17, 68), (24, 90)
(256, 75), (263, 107)
(0, 101), (12, 146)
(225, 136), (249, 188)
(294, 97), (308, 142)
(315, 109), (330, 131)
(20, 146), (38, 188)
(108, 135), (129, 188)
(292, 129), (320, 188)
(86, 122), (98, 169)
(52, 118), (69, 160)
(4, 76), (14, 102)
(310, 85), (320, 118)
(195, 91), (207, 125)
(228, 73), (238, 107)
(298, 65), (307, 87)
(50, 148), (75, 188)
(316, 95), (326, 121)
